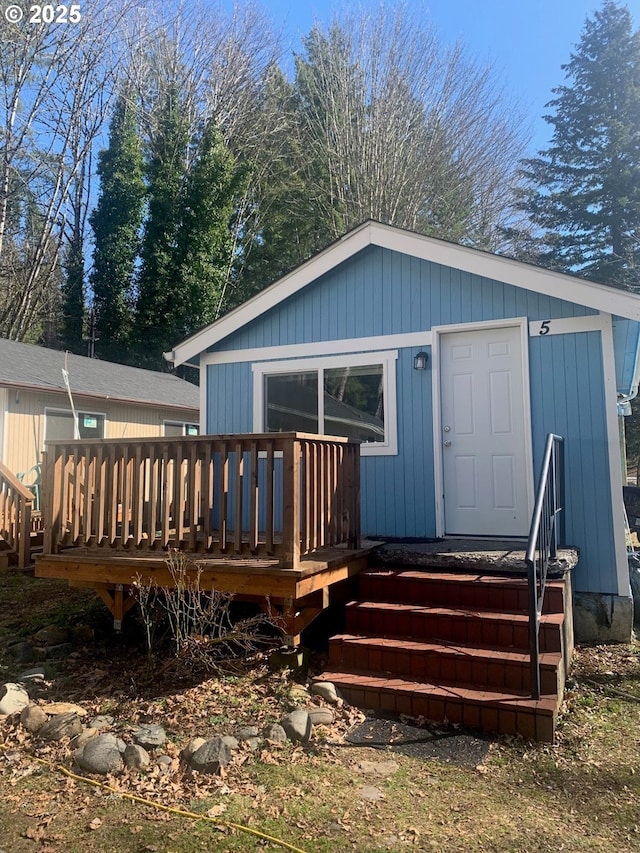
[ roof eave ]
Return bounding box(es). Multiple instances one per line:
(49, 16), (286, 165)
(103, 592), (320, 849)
(169, 221), (640, 366)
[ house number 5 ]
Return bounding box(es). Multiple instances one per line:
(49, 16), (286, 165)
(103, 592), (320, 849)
(538, 320), (551, 335)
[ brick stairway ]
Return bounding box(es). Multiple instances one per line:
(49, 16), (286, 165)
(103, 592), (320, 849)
(316, 567), (572, 742)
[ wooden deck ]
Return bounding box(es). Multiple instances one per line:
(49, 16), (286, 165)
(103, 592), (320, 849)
(36, 542), (374, 643)
(34, 432), (366, 643)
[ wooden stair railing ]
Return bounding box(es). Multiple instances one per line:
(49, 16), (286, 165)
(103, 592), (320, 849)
(0, 461), (34, 569)
(42, 433), (361, 569)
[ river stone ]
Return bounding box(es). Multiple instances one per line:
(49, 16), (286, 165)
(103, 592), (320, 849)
(221, 735), (239, 750)
(281, 708), (312, 743)
(0, 683), (30, 715)
(89, 714), (114, 730)
(33, 625), (69, 646)
(37, 712), (83, 741)
(42, 702), (87, 717)
(306, 706), (335, 727)
(263, 722), (287, 743)
(181, 737), (206, 762)
(133, 723), (166, 749)
(35, 642), (73, 659)
(70, 728), (98, 750)
(20, 704), (48, 733)
(124, 744), (150, 772)
(188, 737), (232, 774)
(7, 641), (35, 664)
(310, 681), (340, 704)
(77, 733), (124, 775)
(235, 725), (258, 741)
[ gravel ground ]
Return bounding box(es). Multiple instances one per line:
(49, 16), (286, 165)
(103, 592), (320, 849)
(344, 713), (493, 766)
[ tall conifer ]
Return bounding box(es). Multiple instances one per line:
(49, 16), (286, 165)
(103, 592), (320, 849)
(520, 1), (640, 287)
(89, 93), (145, 363)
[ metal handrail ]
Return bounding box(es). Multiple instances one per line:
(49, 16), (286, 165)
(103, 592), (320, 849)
(525, 433), (564, 700)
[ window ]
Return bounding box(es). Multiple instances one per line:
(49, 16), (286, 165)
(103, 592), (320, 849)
(164, 421), (199, 437)
(254, 351), (397, 456)
(45, 409), (105, 441)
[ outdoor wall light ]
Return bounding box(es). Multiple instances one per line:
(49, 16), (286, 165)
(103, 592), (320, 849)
(413, 351), (429, 371)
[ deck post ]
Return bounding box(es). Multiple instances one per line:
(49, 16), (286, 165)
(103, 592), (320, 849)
(281, 437), (301, 569)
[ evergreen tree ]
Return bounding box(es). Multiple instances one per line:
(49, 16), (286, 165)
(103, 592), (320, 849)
(132, 83), (190, 368)
(170, 120), (243, 340)
(520, 1), (640, 287)
(60, 235), (85, 354)
(89, 93), (145, 363)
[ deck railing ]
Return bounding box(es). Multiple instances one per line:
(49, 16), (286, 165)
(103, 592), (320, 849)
(41, 433), (360, 569)
(0, 461), (34, 569)
(525, 433), (564, 700)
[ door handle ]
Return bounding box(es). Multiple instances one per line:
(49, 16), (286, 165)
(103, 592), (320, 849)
(444, 440), (452, 447)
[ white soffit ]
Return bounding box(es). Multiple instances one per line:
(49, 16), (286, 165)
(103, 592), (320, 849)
(169, 221), (640, 367)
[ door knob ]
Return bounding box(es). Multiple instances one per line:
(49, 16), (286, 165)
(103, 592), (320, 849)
(444, 440), (452, 447)
(443, 425), (451, 432)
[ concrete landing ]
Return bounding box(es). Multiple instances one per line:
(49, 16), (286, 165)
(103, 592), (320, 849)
(371, 538), (578, 577)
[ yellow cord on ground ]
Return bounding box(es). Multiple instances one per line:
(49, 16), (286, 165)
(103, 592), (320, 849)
(0, 743), (307, 853)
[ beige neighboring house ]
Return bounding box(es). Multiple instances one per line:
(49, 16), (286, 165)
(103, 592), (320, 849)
(0, 338), (200, 493)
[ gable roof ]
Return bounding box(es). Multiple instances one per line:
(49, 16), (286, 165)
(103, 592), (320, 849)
(168, 220), (640, 368)
(0, 338), (199, 411)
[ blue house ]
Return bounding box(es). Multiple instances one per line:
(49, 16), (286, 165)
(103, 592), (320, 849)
(168, 221), (640, 643)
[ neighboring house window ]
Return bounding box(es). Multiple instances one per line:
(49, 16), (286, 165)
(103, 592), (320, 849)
(253, 351), (398, 456)
(164, 421), (199, 437)
(45, 409), (105, 441)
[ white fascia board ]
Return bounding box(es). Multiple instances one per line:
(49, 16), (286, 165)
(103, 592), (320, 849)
(170, 220), (640, 367)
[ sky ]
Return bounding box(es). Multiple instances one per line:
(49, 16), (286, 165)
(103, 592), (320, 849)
(227, 0), (639, 156)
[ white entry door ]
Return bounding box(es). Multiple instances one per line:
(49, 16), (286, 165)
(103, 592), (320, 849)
(440, 325), (531, 537)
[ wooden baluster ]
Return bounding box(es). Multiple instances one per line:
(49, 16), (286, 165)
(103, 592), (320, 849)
(201, 441), (213, 551)
(94, 445), (105, 546)
(249, 440), (259, 553)
(82, 447), (93, 547)
(160, 444), (175, 548)
(234, 441), (243, 554)
(265, 440), (274, 555)
(281, 436), (301, 569)
(148, 445), (159, 549)
(188, 441), (198, 552)
(220, 441), (229, 553)
(134, 444), (144, 548)
(175, 443), (186, 546)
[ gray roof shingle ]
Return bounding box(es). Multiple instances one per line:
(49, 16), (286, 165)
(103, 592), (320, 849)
(0, 338), (199, 411)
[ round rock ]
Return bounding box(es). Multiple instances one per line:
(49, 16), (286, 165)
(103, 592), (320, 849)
(37, 712), (83, 741)
(133, 723), (166, 749)
(306, 706), (334, 727)
(77, 733), (124, 775)
(89, 715), (114, 730)
(41, 702), (87, 717)
(0, 683), (30, 716)
(221, 735), (239, 751)
(20, 704), (48, 733)
(188, 737), (232, 774)
(281, 708), (312, 743)
(33, 625), (68, 646)
(310, 681), (340, 704)
(235, 726), (258, 741)
(263, 722), (287, 744)
(124, 744), (150, 772)
(180, 737), (206, 762)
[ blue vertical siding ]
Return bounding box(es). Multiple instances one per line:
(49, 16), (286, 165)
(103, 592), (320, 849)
(529, 332), (616, 594)
(612, 317), (640, 395)
(205, 245), (622, 596)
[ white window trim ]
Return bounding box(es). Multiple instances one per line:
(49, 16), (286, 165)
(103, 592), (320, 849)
(44, 406), (107, 446)
(252, 350), (398, 456)
(163, 419), (200, 437)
